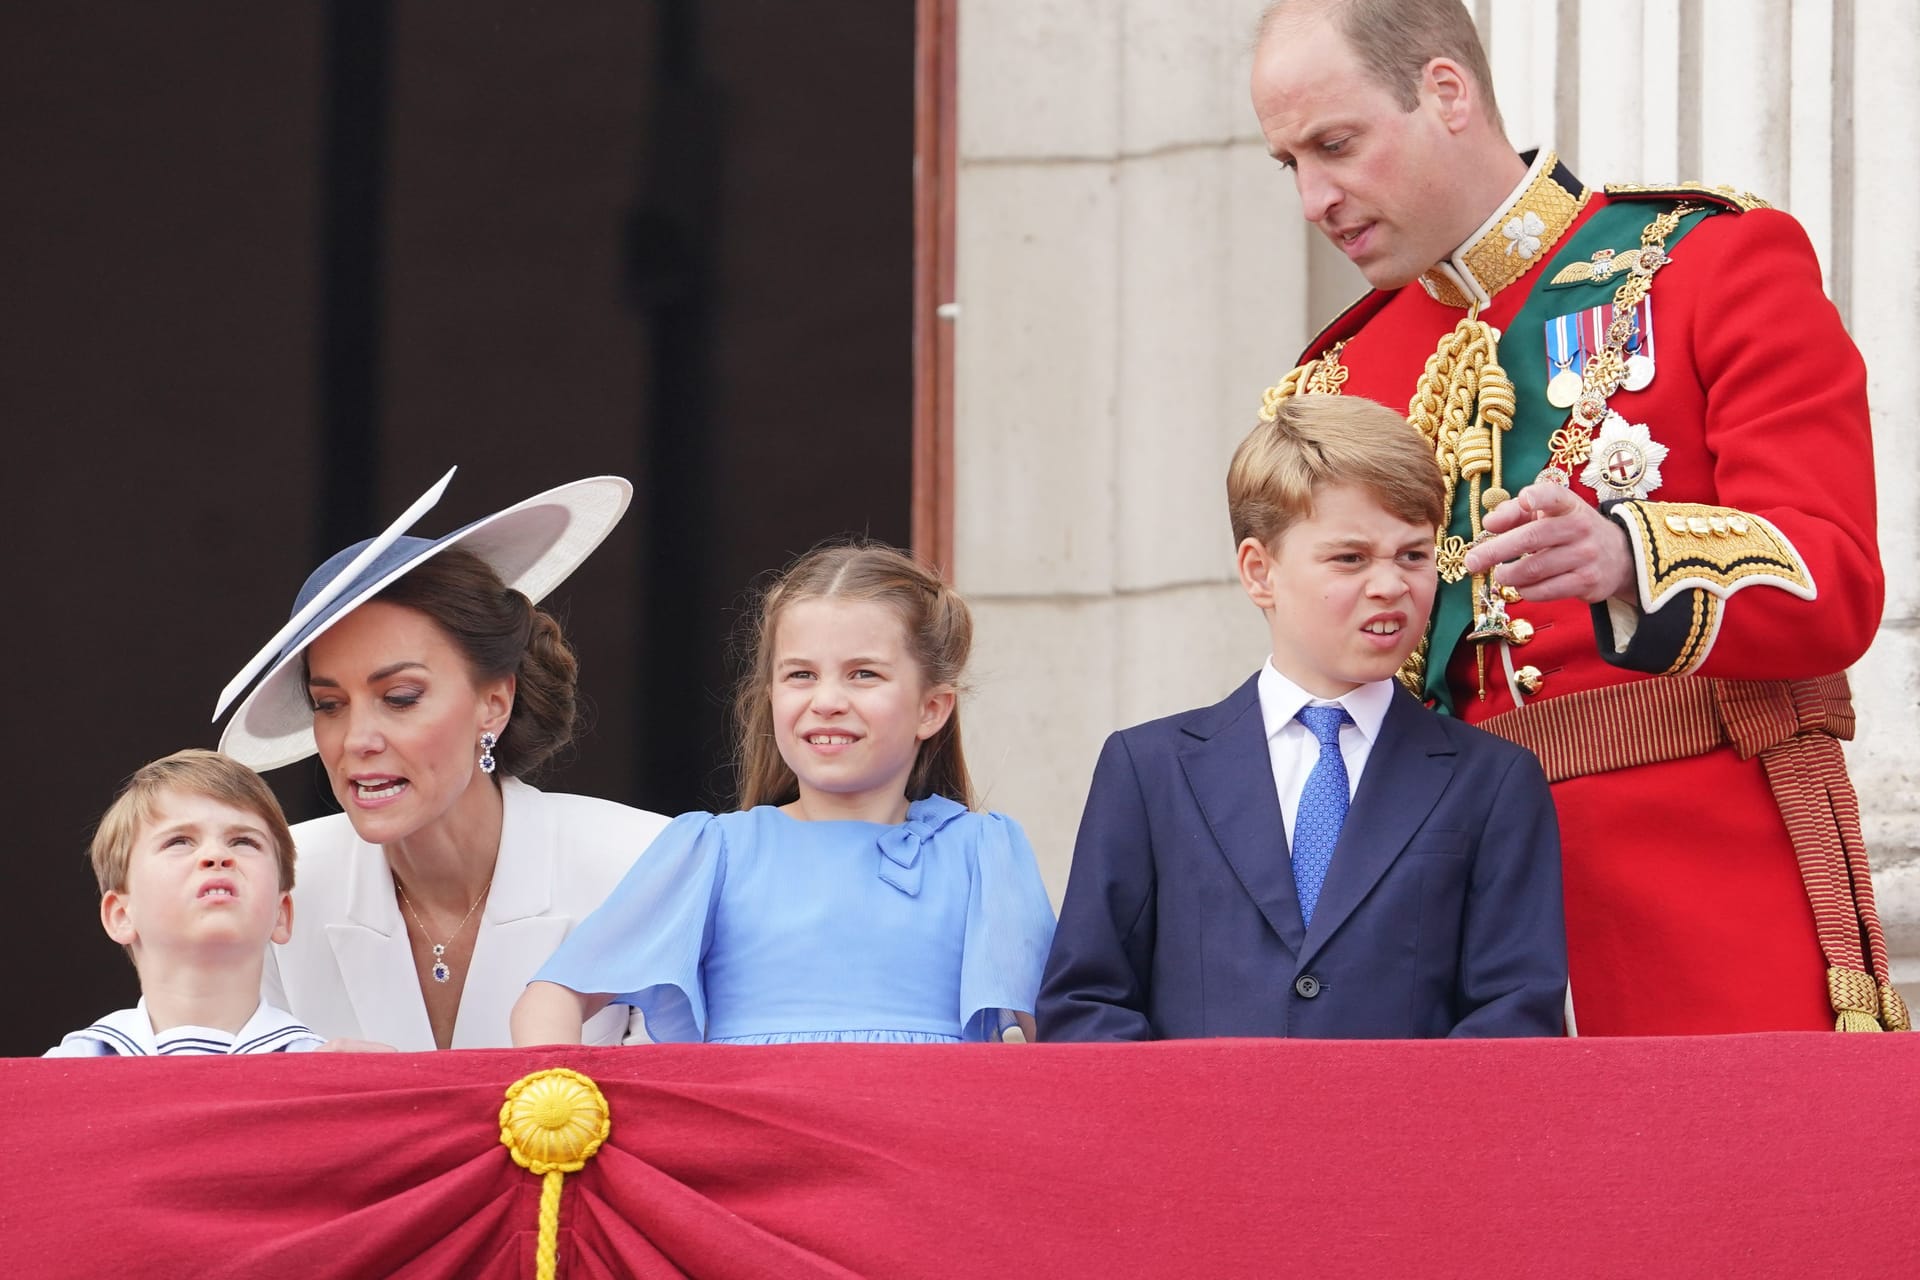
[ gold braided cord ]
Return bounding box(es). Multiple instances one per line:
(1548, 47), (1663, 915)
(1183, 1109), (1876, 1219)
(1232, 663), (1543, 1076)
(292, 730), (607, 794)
(1404, 314), (1516, 696)
(537, 1171), (565, 1279)
(501, 1068), (613, 1280)
(1406, 315), (1513, 540)
(1257, 343), (1350, 422)
(1881, 984), (1912, 1032)
(1257, 370), (1309, 422)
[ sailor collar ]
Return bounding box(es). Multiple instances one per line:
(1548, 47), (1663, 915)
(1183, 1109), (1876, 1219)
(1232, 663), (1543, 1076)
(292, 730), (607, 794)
(1419, 149), (1589, 310)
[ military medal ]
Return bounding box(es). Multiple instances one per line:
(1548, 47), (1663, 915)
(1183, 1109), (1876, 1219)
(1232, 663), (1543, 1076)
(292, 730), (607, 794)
(1544, 313), (1584, 408)
(1578, 296), (1657, 394)
(1621, 299), (1656, 391)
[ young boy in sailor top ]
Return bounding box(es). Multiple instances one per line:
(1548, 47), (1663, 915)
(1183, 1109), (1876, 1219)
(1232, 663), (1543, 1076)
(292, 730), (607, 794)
(48, 750), (354, 1056)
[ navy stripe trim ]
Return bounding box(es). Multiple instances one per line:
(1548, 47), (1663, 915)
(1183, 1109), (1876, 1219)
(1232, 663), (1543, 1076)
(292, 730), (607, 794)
(234, 1025), (318, 1054)
(83, 1024), (148, 1056)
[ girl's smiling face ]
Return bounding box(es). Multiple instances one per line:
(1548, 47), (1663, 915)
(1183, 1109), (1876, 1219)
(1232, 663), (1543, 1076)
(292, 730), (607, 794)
(768, 598), (954, 823)
(304, 601), (514, 847)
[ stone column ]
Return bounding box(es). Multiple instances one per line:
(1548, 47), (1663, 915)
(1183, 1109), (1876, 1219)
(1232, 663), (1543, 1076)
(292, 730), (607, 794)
(953, 0), (1290, 896)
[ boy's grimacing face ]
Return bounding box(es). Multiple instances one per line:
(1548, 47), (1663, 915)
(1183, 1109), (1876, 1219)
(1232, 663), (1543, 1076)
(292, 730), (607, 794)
(1238, 482), (1437, 698)
(102, 788), (292, 959)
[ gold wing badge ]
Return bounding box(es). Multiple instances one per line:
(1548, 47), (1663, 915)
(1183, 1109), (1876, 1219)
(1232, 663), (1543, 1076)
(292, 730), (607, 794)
(1550, 246), (1651, 286)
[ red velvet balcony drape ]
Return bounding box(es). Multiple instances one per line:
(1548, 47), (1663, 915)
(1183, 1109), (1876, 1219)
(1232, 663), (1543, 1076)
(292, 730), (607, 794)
(6, 1035), (1914, 1278)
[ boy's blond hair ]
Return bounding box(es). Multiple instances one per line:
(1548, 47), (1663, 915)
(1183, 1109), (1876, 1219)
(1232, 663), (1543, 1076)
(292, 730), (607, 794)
(1228, 395), (1447, 548)
(90, 749), (296, 895)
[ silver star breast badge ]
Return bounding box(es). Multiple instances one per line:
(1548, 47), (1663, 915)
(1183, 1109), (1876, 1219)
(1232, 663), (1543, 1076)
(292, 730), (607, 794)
(1579, 412), (1669, 500)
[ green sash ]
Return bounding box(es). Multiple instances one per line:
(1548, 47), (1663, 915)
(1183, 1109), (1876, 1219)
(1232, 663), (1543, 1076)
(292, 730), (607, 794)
(1422, 202), (1717, 713)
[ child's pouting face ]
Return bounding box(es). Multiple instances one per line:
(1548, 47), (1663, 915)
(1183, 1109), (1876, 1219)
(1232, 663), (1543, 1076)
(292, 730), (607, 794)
(768, 597), (954, 820)
(1250, 481), (1438, 698)
(103, 788), (292, 958)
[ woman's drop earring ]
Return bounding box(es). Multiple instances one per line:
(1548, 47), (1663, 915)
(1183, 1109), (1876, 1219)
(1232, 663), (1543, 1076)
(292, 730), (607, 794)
(479, 730), (498, 775)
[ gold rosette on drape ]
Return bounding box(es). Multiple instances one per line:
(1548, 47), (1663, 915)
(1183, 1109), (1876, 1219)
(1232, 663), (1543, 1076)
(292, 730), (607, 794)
(501, 1068), (612, 1280)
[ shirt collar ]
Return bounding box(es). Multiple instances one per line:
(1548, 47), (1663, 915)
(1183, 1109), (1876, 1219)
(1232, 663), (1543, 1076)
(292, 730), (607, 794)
(76, 998), (320, 1055)
(1418, 148), (1589, 310)
(1257, 660), (1394, 746)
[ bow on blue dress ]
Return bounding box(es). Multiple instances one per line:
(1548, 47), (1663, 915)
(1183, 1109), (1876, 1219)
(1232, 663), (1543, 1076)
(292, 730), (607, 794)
(875, 794), (970, 897)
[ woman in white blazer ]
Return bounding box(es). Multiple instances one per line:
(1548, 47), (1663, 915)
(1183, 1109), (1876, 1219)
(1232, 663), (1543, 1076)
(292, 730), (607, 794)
(215, 470), (669, 1050)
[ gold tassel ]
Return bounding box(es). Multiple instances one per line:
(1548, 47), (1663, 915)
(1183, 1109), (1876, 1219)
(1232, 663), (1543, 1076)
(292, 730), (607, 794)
(1828, 967), (1886, 1032)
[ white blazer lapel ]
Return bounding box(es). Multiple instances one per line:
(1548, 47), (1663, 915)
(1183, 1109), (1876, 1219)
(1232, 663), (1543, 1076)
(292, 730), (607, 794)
(325, 837), (436, 1051)
(453, 779), (571, 1048)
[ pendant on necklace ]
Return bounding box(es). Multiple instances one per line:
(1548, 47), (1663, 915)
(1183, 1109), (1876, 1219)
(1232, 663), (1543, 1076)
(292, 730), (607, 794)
(431, 943), (452, 984)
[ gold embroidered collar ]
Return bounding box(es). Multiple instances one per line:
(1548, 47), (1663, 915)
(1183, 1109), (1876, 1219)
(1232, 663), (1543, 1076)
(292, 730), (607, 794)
(1419, 149), (1589, 310)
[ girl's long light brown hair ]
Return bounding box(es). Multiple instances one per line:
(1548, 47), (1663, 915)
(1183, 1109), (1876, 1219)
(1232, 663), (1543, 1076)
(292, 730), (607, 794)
(733, 541), (975, 812)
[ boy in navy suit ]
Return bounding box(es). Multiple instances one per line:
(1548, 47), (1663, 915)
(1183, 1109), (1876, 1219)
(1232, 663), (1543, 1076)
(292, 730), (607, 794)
(1039, 396), (1567, 1039)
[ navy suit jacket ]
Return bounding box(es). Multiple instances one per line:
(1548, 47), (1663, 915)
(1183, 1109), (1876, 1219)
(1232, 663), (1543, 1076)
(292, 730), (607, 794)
(1038, 675), (1566, 1040)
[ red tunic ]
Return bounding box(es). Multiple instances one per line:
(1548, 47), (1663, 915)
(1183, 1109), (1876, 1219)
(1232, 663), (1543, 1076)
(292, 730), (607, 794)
(1306, 186), (1881, 1034)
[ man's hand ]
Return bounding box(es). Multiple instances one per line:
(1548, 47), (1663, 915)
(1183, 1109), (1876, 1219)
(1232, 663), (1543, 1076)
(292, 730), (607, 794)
(1463, 482), (1636, 604)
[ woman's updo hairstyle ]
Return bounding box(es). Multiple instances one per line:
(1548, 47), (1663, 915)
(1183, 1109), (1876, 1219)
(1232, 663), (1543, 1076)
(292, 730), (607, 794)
(375, 547), (580, 780)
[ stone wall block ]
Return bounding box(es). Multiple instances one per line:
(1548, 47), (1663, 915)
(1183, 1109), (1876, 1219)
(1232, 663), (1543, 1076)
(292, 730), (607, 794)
(1573, 0), (1643, 182)
(1116, 583), (1268, 730)
(1482, 0), (1557, 152)
(1851, 0), (1920, 624)
(1699, 0), (1792, 199)
(1119, 0), (1241, 154)
(1225, 139), (1311, 436)
(1115, 147), (1237, 592)
(959, 0), (1121, 161)
(954, 162), (1119, 595)
(964, 596), (1121, 903)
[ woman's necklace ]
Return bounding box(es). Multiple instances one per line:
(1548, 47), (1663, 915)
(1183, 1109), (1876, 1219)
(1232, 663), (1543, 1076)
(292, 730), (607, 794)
(394, 876), (493, 984)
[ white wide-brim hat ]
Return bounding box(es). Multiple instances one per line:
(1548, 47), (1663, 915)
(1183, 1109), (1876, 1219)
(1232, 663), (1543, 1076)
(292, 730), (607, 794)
(214, 467), (633, 771)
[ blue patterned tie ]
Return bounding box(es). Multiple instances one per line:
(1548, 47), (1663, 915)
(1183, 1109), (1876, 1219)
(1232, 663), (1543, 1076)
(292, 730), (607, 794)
(1291, 705), (1352, 928)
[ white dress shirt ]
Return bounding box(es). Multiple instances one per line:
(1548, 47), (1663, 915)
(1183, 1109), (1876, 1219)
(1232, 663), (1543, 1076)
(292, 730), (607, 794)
(1255, 660), (1396, 846)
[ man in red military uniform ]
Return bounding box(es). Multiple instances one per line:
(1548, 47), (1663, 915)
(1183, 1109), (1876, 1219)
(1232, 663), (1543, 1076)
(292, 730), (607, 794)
(1248, 0), (1903, 1033)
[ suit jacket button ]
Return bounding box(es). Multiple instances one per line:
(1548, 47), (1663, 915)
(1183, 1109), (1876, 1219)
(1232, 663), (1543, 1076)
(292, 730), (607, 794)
(1294, 974), (1321, 999)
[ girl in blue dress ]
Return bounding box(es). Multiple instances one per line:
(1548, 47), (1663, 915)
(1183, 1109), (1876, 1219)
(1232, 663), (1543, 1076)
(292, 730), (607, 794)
(511, 543), (1056, 1045)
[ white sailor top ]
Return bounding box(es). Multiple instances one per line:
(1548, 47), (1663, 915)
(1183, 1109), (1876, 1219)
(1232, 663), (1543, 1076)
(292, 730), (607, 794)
(43, 998), (324, 1057)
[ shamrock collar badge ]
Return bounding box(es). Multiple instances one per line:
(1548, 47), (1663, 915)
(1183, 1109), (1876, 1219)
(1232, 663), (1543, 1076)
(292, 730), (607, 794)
(1503, 210), (1547, 259)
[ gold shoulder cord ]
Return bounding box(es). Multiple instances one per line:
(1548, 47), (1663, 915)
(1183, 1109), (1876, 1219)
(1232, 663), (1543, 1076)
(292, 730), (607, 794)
(1257, 343), (1351, 417)
(1405, 307), (1515, 698)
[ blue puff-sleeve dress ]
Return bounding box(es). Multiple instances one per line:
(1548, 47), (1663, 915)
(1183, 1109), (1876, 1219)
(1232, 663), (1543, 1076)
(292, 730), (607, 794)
(531, 794), (1057, 1043)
